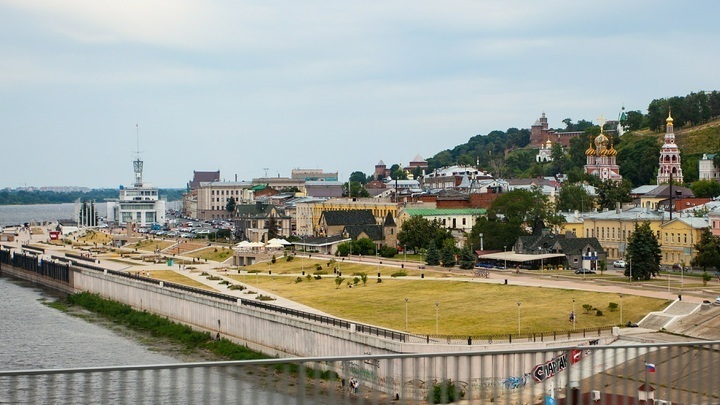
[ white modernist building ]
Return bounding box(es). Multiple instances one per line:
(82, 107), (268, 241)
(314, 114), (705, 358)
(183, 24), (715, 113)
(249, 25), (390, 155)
(107, 141), (166, 227)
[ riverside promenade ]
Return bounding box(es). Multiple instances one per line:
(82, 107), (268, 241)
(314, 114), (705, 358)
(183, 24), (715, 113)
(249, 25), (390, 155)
(6, 224), (720, 342)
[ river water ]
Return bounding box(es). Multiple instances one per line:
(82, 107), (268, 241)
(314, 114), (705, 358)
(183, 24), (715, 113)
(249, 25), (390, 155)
(0, 203), (107, 227)
(0, 275), (306, 404)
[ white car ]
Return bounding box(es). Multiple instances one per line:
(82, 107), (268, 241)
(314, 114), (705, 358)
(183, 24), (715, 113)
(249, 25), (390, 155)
(715, 297), (720, 305)
(613, 260), (626, 268)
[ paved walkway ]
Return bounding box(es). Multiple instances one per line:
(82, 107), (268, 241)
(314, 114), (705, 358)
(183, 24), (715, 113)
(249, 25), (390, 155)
(6, 226), (716, 336)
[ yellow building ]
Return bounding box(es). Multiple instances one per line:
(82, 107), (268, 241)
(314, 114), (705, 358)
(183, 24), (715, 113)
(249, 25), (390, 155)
(658, 217), (708, 267)
(296, 198), (398, 237)
(580, 207), (707, 266)
(582, 207), (664, 261)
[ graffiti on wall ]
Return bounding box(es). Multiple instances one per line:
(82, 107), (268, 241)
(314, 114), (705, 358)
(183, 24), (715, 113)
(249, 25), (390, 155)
(501, 373), (530, 389)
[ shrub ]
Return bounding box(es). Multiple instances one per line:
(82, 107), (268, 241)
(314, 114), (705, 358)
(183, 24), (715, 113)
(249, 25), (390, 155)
(305, 274), (312, 281)
(430, 380), (464, 404)
(391, 271), (407, 278)
(596, 310), (604, 316)
(353, 276), (360, 285)
(286, 255), (294, 262)
(271, 255), (276, 264)
(608, 302), (618, 311)
(315, 264), (322, 271)
(582, 304), (593, 314)
(377, 278), (382, 283)
(257, 294), (275, 301)
(314, 275), (322, 280)
(295, 276), (303, 283)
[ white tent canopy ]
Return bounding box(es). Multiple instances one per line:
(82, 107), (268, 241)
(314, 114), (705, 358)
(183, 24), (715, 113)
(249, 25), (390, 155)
(267, 238), (292, 246)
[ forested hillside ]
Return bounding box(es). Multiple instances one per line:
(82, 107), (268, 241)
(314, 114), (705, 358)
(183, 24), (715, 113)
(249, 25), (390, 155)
(426, 90), (720, 187)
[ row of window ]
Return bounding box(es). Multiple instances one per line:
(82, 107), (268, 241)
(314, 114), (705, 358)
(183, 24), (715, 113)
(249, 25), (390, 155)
(211, 190), (241, 196)
(586, 227), (692, 246)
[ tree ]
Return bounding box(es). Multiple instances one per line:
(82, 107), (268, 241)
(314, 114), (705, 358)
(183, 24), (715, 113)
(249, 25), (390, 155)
(691, 179), (720, 198)
(458, 245), (475, 269)
(342, 181), (370, 198)
(556, 184), (594, 212)
(226, 196), (237, 218)
(691, 228), (720, 273)
(265, 216), (280, 239)
(426, 240), (440, 266)
(398, 216), (453, 252)
(596, 179), (632, 210)
(489, 188), (563, 235)
(467, 215), (526, 252)
(625, 110), (645, 131)
(617, 134), (660, 186)
(349, 171), (368, 185)
(440, 239), (456, 267)
(625, 222), (661, 281)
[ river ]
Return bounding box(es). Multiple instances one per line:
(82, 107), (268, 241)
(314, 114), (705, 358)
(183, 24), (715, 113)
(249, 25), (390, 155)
(0, 275), (304, 404)
(0, 201), (181, 227)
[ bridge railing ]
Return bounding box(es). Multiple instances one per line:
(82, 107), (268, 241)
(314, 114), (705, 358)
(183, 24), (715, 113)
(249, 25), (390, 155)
(1, 341), (717, 404)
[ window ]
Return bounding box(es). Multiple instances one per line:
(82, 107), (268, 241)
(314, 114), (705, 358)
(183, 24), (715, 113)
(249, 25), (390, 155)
(664, 233), (668, 243)
(684, 233), (687, 244)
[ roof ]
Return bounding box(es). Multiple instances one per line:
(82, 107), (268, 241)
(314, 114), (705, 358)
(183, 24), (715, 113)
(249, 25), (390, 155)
(584, 207), (664, 221)
(402, 208), (486, 217)
(660, 217), (709, 229)
(630, 185), (658, 195)
(643, 184), (694, 198)
(383, 212), (396, 227)
(305, 181), (343, 186)
(410, 153), (426, 163)
(517, 234), (604, 255)
(321, 210), (376, 226)
(293, 235), (350, 247)
(343, 224), (384, 241)
(189, 170), (220, 188)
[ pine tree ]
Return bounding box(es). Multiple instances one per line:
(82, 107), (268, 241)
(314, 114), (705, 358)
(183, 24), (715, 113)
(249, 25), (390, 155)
(440, 242), (456, 268)
(625, 222), (661, 280)
(426, 240), (440, 266)
(458, 245), (475, 269)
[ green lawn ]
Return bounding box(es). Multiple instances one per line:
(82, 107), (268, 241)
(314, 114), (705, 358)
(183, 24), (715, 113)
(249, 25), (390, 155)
(231, 259), (669, 336)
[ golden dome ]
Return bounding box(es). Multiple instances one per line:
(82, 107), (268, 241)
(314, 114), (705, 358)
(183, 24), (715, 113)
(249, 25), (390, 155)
(607, 140), (618, 156)
(666, 111), (673, 124)
(585, 142), (596, 156)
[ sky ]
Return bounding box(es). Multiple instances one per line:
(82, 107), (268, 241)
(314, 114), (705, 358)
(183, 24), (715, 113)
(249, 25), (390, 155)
(2, 1), (719, 189)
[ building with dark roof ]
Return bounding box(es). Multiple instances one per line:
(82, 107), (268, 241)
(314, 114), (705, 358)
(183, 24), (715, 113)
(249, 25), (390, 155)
(515, 233), (605, 270)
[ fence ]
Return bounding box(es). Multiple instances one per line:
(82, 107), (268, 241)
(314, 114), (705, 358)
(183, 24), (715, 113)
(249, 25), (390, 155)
(1, 341), (718, 404)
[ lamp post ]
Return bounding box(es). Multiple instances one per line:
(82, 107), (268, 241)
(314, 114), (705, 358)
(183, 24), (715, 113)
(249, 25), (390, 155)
(516, 302), (521, 336)
(479, 233), (484, 251)
(405, 298), (409, 332)
(619, 293), (623, 326)
(572, 298), (576, 331)
(435, 302), (440, 335)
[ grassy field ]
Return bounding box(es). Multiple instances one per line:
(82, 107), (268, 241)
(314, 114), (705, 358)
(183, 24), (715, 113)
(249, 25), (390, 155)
(188, 247), (234, 262)
(144, 270), (219, 291)
(229, 259), (669, 336)
(130, 240), (175, 252)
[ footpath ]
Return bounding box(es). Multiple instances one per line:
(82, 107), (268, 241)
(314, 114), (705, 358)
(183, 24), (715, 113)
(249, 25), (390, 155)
(6, 226), (720, 341)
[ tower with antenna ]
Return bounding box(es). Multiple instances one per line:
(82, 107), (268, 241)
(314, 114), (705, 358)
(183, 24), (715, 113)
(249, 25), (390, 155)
(133, 124), (144, 187)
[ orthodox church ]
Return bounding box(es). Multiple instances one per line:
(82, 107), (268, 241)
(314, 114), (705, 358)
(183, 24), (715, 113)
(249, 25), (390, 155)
(656, 111), (683, 184)
(584, 116), (622, 182)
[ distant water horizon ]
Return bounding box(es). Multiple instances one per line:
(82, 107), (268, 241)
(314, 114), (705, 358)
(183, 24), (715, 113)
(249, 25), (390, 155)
(0, 201), (181, 227)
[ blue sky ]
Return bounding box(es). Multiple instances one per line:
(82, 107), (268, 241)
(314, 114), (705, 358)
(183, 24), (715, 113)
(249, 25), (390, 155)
(2, 0), (719, 189)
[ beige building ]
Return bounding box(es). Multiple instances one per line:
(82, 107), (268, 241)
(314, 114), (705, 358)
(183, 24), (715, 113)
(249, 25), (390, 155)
(297, 198), (398, 237)
(194, 181), (253, 220)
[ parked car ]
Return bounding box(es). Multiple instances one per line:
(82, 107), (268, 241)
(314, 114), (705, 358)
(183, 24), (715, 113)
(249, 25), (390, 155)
(575, 268), (596, 274)
(715, 297), (720, 305)
(613, 260), (626, 268)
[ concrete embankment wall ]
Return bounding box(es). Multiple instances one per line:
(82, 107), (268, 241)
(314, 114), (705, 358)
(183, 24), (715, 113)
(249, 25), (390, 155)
(2, 263), (619, 400)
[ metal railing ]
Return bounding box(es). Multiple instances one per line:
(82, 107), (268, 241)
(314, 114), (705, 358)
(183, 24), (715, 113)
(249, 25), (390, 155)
(1, 341), (718, 404)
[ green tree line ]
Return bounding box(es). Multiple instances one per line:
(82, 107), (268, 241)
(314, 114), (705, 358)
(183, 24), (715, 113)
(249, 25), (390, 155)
(0, 188), (184, 205)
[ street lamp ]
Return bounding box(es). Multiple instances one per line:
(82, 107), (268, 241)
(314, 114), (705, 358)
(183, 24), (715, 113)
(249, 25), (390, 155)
(479, 233), (484, 251)
(405, 298), (409, 332)
(619, 293), (623, 326)
(435, 302), (439, 335)
(516, 302), (521, 336)
(572, 298), (576, 331)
